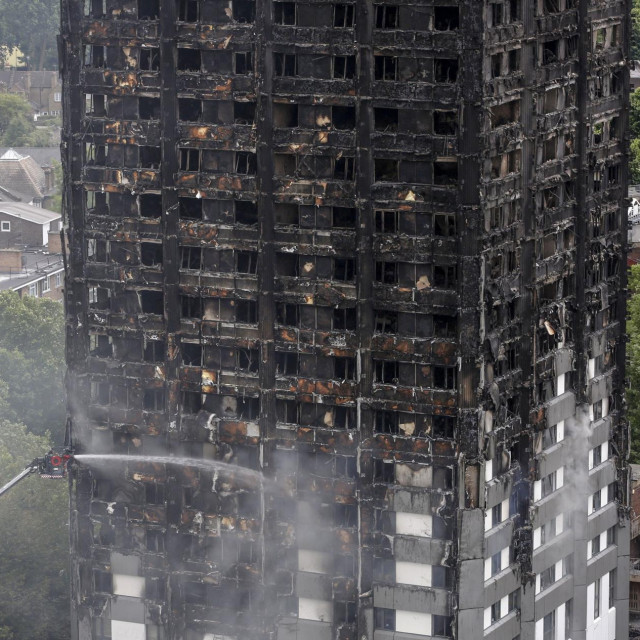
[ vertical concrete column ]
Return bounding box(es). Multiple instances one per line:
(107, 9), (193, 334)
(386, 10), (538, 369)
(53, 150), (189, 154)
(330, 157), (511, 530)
(456, 0), (484, 637)
(61, 1), (91, 638)
(355, 0), (374, 635)
(255, 0), (277, 629)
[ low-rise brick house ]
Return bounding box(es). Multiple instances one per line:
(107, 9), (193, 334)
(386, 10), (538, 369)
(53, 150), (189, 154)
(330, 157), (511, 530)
(0, 70), (62, 115)
(0, 247), (64, 301)
(0, 202), (61, 249)
(0, 199), (64, 300)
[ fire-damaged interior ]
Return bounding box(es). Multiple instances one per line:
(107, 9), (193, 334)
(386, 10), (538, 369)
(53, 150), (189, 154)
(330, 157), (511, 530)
(61, 0), (629, 638)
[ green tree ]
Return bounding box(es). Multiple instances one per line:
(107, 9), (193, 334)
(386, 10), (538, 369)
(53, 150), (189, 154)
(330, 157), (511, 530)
(628, 265), (640, 463)
(631, 138), (640, 185)
(0, 0), (59, 71)
(0, 420), (69, 640)
(0, 95), (33, 142)
(0, 292), (65, 441)
(633, 0), (640, 61)
(630, 88), (640, 140)
(0, 94), (55, 147)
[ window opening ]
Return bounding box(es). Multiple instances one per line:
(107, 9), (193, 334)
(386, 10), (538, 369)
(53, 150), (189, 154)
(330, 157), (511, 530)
(177, 48), (201, 71)
(139, 0), (160, 19)
(433, 6), (459, 30)
(274, 2), (296, 24)
(375, 5), (397, 28)
(233, 0), (255, 22)
(333, 3), (354, 27)
(374, 107), (398, 132)
(332, 105), (355, 129)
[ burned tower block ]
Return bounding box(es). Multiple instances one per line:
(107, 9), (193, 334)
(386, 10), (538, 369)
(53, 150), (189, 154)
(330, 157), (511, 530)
(61, 0), (629, 638)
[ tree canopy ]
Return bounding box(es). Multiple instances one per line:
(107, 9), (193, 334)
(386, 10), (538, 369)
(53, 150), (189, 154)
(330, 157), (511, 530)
(0, 95), (53, 147)
(633, 0), (640, 61)
(628, 266), (640, 464)
(0, 420), (69, 640)
(0, 0), (59, 70)
(0, 292), (65, 441)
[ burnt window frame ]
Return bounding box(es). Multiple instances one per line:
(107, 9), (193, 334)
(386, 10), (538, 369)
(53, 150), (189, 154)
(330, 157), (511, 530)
(140, 47), (160, 71)
(374, 309), (398, 334)
(333, 3), (355, 27)
(333, 307), (357, 331)
(181, 246), (202, 270)
(273, 1), (297, 24)
(143, 388), (165, 412)
(177, 0), (199, 21)
(374, 4), (398, 28)
(274, 52), (298, 76)
(374, 55), (398, 81)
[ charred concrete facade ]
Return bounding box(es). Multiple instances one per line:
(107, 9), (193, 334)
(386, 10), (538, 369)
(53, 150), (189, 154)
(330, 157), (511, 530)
(61, 0), (630, 639)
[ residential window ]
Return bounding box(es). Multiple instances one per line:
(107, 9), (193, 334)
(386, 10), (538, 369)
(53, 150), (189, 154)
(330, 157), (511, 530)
(274, 1), (296, 24)
(609, 569), (615, 608)
(1, 221), (10, 232)
(491, 601), (501, 624)
(592, 489), (601, 512)
(334, 157), (355, 180)
(592, 444), (602, 468)
(433, 616), (452, 636)
(333, 55), (356, 79)
(374, 55), (397, 81)
(491, 551), (501, 576)
(374, 360), (399, 384)
(374, 310), (397, 334)
(375, 261), (397, 284)
(144, 340), (165, 363)
(42, 276), (51, 293)
(433, 366), (456, 390)
(542, 424), (558, 449)
(374, 607), (395, 630)
(54, 92), (62, 102)
(235, 51), (253, 74)
(55, 273), (62, 287)
(333, 3), (354, 27)
(375, 5), (398, 28)
(333, 307), (356, 331)
(140, 48), (160, 71)
(274, 53), (297, 76)
(594, 577), (600, 619)
(29, 283), (38, 297)
(591, 534), (600, 557)
(375, 210), (399, 233)
(540, 517), (557, 545)
(332, 257), (355, 281)
(143, 388), (165, 412)
(541, 470), (556, 498)
(543, 611), (555, 640)
(540, 564), (555, 590)
(178, 0), (199, 21)
(492, 503), (502, 527)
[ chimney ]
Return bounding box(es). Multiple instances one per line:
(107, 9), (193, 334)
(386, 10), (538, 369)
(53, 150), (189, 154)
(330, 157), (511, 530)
(48, 230), (62, 254)
(43, 166), (54, 192)
(0, 248), (23, 272)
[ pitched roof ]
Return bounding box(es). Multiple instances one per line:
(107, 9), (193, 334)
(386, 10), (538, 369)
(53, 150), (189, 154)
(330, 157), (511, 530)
(0, 185), (33, 203)
(0, 70), (57, 90)
(0, 150), (48, 199)
(0, 249), (64, 292)
(0, 202), (60, 225)
(0, 147), (60, 167)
